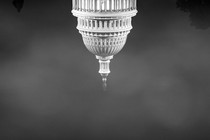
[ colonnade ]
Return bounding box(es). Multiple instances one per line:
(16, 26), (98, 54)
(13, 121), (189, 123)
(77, 18), (132, 30)
(73, 0), (137, 12)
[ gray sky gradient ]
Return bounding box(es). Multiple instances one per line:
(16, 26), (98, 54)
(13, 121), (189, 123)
(0, 0), (210, 139)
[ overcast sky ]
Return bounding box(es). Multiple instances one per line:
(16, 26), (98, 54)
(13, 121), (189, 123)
(0, 0), (210, 140)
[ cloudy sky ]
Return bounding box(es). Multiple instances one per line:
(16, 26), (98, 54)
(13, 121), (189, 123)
(0, 0), (210, 139)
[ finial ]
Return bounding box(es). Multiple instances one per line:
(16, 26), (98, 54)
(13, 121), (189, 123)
(101, 73), (108, 90)
(102, 76), (107, 91)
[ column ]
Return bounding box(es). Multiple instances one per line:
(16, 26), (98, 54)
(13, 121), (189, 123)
(121, 0), (124, 11)
(79, 0), (82, 10)
(81, 19), (83, 27)
(95, 0), (97, 11)
(112, 0), (114, 11)
(107, 0), (110, 11)
(72, 0), (75, 9)
(104, 0), (107, 11)
(130, 0), (132, 10)
(83, 19), (85, 27)
(114, 0), (117, 11)
(86, 19), (89, 28)
(87, 0), (89, 11)
(118, 20), (121, 29)
(99, 21), (103, 29)
(95, 20), (97, 29)
(125, 0), (128, 11)
(80, 0), (82, 10)
(90, 20), (93, 28)
(85, 0), (87, 11)
(131, 0), (134, 10)
(77, 0), (80, 10)
(80, 19), (83, 27)
(86, 0), (88, 11)
(118, 0), (121, 11)
(86, 0), (89, 11)
(109, 20), (112, 29)
(83, 0), (85, 11)
(88, 0), (91, 11)
(128, 0), (131, 11)
(83, 19), (86, 28)
(90, 0), (93, 11)
(114, 20), (117, 28)
(123, 20), (125, 28)
(84, 0), (86, 11)
(76, 0), (79, 10)
(78, 18), (80, 27)
(109, 0), (112, 11)
(89, 20), (91, 29)
(116, 0), (119, 11)
(134, 0), (136, 9)
(86, 19), (88, 28)
(93, 0), (95, 11)
(104, 21), (107, 29)
(96, 0), (99, 11)
(100, 0), (103, 11)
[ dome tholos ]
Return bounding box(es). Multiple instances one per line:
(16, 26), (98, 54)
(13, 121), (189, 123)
(72, 0), (137, 87)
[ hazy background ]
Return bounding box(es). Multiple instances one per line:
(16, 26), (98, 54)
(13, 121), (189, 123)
(0, 0), (210, 139)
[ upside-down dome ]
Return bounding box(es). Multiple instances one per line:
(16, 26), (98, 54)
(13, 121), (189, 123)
(72, 0), (137, 88)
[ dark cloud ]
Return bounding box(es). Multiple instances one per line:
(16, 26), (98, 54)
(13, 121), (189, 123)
(13, 0), (24, 12)
(177, 0), (210, 29)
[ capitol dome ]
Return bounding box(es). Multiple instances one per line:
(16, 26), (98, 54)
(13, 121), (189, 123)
(72, 0), (137, 87)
